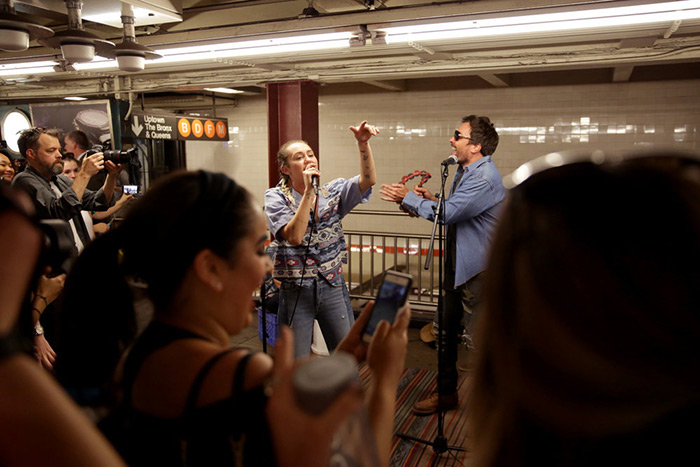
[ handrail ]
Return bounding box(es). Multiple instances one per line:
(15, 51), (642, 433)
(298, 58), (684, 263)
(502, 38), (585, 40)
(347, 209), (409, 217)
(345, 230), (432, 240)
(343, 229), (439, 321)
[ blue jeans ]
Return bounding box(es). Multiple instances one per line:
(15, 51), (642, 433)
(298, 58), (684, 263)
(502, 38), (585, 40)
(279, 277), (355, 358)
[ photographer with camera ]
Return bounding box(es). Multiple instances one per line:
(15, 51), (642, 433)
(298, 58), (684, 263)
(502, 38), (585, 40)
(65, 130), (132, 192)
(12, 127), (122, 351)
(13, 127), (121, 259)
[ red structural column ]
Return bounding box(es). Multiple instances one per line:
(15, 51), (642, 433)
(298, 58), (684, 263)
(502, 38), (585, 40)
(266, 80), (320, 188)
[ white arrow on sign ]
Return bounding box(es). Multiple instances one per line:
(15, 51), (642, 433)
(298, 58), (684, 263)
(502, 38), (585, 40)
(131, 115), (144, 136)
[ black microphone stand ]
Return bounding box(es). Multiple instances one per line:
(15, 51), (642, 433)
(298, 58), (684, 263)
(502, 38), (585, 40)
(396, 162), (465, 460)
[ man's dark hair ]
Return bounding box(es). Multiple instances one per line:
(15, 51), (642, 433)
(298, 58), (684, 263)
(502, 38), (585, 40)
(66, 130), (90, 153)
(17, 127), (61, 158)
(463, 115), (499, 156)
(63, 155), (80, 167)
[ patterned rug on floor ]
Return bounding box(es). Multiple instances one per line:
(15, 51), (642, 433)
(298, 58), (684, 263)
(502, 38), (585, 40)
(359, 365), (470, 467)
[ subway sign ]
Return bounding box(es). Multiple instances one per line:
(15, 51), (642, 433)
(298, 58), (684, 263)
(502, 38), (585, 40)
(127, 112), (229, 141)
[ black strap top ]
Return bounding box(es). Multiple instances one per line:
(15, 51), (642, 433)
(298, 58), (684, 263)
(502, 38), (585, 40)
(106, 322), (275, 467)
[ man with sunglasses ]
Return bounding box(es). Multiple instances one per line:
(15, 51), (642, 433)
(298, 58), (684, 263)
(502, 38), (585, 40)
(380, 115), (505, 415)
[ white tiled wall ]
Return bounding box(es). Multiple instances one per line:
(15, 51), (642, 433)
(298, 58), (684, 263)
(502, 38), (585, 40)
(185, 98), (269, 209)
(187, 79), (700, 234)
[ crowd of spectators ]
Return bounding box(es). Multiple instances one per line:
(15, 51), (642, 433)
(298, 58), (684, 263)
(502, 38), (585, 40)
(2, 123), (698, 466)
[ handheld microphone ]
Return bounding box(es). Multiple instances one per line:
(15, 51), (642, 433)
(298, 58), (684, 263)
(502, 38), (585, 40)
(312, 175), (319, 194)
(441, 155), (458, 166)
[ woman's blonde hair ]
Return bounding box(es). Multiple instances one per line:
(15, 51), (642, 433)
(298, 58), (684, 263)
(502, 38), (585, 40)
(276, 140), (309, 197)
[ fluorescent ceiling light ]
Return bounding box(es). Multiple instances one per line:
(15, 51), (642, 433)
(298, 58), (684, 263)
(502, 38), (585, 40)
(157, 32), (353, 56)
(0, 59), (58, 74)
(150, 39), (350, 65)
(378, 0), (700, 43)
(0, 30), (352, 77)
(204, 87), (244, 94)
(74, 58), (118, 71)
(0, 65), (55, 77)
(64, 96), (88, 101)
(0, 58), (117, 77)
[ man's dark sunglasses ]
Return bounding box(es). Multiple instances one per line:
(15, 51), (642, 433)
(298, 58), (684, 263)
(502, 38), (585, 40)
(454, 130), (472, 142)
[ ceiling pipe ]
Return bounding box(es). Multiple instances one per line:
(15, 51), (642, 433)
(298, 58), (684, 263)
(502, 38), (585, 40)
(103, 2), (162, 72)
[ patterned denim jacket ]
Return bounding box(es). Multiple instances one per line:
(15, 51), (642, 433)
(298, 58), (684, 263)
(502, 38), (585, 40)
(264, 175), (371, 287)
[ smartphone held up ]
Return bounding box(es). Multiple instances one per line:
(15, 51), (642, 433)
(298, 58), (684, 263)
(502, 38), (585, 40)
(362, 271), (412, 344)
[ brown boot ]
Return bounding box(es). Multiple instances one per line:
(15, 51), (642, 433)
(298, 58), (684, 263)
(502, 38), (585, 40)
(411, 391), (458, 415)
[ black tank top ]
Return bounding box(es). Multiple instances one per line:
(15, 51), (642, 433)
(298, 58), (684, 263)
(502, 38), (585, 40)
(102, 321), (275, 466)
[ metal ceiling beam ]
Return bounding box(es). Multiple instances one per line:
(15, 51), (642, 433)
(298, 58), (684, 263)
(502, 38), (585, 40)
(613, 65), (635, 82)
(362, 79), (406, 91)
(477, 73), (510, 87)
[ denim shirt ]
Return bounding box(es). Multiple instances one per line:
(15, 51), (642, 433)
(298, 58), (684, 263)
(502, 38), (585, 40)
(264, 175), (371, 287)
(402, 156), (505, 286)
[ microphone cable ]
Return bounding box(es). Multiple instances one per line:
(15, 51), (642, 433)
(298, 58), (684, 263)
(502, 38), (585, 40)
(287, 194), (320, 329)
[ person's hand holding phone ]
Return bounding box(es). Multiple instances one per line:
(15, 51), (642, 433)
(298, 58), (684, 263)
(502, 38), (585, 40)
(367, 302), (411, 386)
(336, 271), (412, 363)
(362, 271), (412, 343)
(335, 302), (373, 363)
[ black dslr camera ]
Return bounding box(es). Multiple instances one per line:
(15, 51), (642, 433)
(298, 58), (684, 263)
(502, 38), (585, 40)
(0, 183), (74, 276)
(86, 140), (139, 166)
(38, 219), (75, 276)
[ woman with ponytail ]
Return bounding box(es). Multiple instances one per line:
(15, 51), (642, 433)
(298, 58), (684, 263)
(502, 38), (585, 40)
(57, 170), (408, 467)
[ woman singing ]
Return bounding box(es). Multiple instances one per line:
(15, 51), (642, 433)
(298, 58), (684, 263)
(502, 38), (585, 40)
(265, 121), (379, 358)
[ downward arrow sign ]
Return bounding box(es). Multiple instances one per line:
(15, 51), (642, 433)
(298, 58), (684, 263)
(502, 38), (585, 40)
(131, 116), (144, 136)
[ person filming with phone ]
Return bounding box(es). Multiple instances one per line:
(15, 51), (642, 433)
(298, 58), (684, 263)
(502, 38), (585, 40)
(379, 115), (505, 415)
(264, 121), (379, 358)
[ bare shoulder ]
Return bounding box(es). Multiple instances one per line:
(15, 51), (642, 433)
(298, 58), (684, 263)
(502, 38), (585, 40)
(209, 347), (274, 392)
(183, 342), (274, 408)
(132, 341), (273, 416)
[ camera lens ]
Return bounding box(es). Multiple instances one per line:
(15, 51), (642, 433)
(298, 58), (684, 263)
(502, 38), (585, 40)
(103, 147), (137, 165)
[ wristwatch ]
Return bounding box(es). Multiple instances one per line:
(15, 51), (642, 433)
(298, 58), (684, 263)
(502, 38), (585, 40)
(33, 325), (44, 336)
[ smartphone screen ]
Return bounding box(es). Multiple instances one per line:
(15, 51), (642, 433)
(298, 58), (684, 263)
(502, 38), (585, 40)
(123, 185), (138, 194)
(363, 271), (412, 342)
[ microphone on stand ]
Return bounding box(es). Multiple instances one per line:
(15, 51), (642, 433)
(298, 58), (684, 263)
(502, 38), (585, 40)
(312, 175), (319, 195)
(441, 155), (458, 166)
